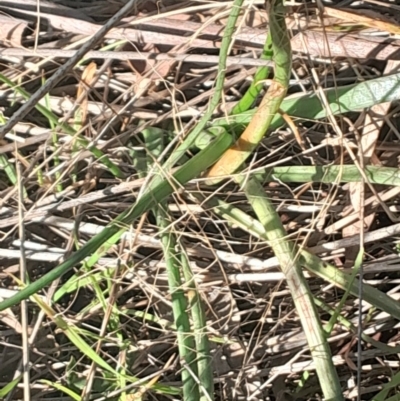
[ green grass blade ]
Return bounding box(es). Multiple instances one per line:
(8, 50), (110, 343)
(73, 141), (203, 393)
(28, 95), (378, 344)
(34, 294), (178, 395)
(53, 269), (105, 302)
(148, 0), (244, 175)
(0, 154), (21, 192)
(40, 380), (81, 401)
(376, 394), (400, 401)
(0, 131), (232, 311)
(36, 297), (124, 376)
(214, 72), (400, 132)
(373, 379), (400, 401)
(0, 376), (21, 397)
(231, 33), (273, 114)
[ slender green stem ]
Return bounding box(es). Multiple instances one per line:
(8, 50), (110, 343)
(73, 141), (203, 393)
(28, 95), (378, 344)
(241, 175), (343, 401)
(0, 132), (232, 311)
(149, 0), (244, 174)
(263, 165), (400, 186)
(231, 34), (273, 114)
(180, 248), (213, 401)
(195, 193), (400, 321)
(144, 127), (201, 401)
(205, 0), (291, 183)
(156, 207), (200, 401)
(324, 249), (364, 335)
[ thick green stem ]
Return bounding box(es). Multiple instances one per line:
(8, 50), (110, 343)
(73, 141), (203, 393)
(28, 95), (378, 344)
(205, 0), (291, 183)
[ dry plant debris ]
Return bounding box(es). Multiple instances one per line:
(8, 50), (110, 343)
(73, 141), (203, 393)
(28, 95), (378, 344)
(1, 0), (400, 400)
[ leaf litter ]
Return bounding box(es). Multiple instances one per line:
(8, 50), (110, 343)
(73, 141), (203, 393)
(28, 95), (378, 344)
(1, 0), (400, 400)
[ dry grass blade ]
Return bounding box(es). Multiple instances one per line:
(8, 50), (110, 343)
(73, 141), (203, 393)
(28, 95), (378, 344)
(2, 1), (400, 400)
(324, 6), (400, 35)
(0, 0), (139, 137)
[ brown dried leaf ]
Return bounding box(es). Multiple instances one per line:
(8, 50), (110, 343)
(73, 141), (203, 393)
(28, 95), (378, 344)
(291, 31), (400, 61)
(0, 303), (22, 333)
(325, 7), (400, 35)
(0, 14), (28, 46)
(76, 61), (97, 126)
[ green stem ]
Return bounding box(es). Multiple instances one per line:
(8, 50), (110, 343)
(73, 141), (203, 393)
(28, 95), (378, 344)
(241, 175), (343, 401)
(231, 34), (273, 114)
(156, 207), (200, 401)
(263, 165), (400, 186)
(205, 0), (291, 184)
(0, 132), (232, 311)
(149, 0), (244, 174)
(180, 248), (213, 401)
(144, 127), (200, 401)
(196, 193), (400, 322)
